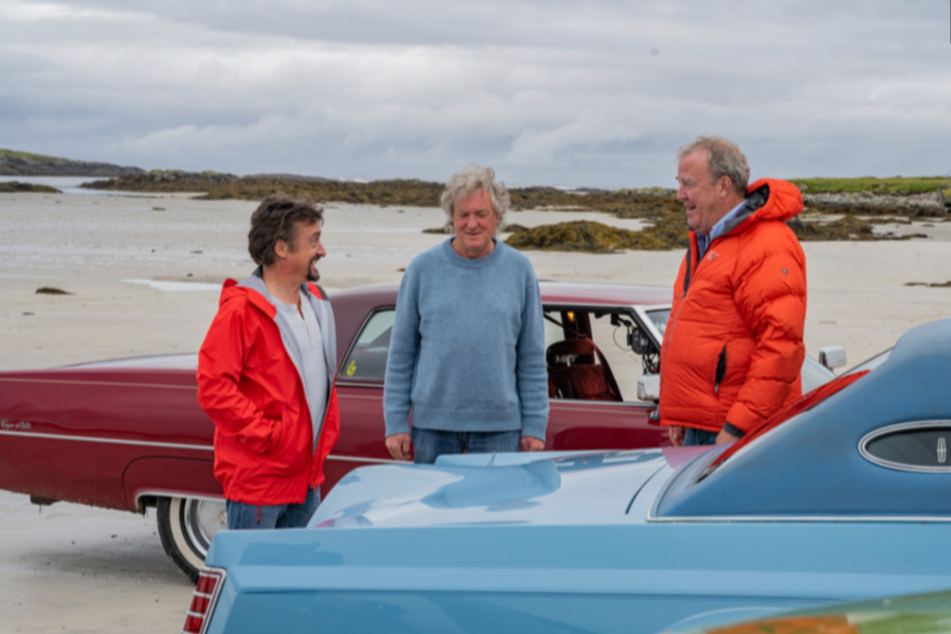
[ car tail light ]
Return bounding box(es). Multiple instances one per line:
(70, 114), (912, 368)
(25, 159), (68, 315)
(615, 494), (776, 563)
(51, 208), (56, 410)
(182, 567), (227, 634)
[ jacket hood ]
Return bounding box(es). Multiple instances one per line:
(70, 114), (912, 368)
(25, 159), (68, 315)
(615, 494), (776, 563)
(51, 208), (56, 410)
(217, 268), (324, 317)
(218, 276), (276, 318)
(733, 178), (803, 228)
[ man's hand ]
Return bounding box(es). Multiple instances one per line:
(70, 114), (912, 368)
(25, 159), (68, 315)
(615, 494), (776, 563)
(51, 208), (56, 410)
(715, 429), (739, 444)
(385, 433), (413, 461)
(668, 426), (685, 447)
(520, 436), (545, 452)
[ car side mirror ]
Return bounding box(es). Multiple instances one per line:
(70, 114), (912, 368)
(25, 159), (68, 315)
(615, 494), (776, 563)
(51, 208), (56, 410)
(628, 327), (652, 355)
(637, 374), (660, 402)
(818, 345), (847, 371)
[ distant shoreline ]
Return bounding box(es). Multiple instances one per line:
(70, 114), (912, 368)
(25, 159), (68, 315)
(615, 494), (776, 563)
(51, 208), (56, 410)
(0, 149), (142, 178)
(4, 148), (949, 252)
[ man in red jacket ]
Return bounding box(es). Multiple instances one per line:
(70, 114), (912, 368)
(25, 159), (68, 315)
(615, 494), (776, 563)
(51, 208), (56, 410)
(660, 136), (807, 447)
(197, 194), (340, 529)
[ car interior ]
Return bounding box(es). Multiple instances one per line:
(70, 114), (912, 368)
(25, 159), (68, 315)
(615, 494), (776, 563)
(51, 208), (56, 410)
(341, 306), (663, 404)
(543, 308), (661, 403)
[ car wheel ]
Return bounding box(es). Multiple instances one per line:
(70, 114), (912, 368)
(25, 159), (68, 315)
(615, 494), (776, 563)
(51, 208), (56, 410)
(157, 497), (227, 583)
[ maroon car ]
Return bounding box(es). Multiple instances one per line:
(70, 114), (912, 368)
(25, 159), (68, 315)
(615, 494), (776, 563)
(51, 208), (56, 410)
(0, 281), (701, 581)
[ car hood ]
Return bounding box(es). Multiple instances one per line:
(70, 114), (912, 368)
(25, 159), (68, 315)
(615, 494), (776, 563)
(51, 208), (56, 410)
(311, 448), (707, 529)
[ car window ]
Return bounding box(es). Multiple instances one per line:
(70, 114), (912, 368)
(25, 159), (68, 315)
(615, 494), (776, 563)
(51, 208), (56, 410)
(341, 309), (395, 381)
(860, 421), (951, 473)
(544, 308), (659, 403)
(645, 309), (670, 338)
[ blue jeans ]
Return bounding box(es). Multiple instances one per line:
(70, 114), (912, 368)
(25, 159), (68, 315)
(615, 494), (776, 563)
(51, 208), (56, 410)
(411, 428), (521, 464)
(684, 428), (718, 446)
(225, 487), (321, 530)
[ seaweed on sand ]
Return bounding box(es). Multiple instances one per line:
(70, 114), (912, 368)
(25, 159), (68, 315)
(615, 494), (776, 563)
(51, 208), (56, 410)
(0, 182), (61, 193)
(505, 211), (689, 253)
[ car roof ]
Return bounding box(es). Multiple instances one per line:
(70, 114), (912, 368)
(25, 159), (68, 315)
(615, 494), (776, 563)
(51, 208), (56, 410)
(539, 281), (672, 307)
(653, 318), (951, 520)
(330, 280), (672, 308)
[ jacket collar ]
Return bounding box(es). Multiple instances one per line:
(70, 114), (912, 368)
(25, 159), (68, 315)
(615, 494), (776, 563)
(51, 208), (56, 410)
(218, 267), (323, 317)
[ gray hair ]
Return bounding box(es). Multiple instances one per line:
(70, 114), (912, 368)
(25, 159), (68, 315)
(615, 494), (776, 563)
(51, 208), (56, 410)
(440, 164), (510, 234)
(677, 136), (750, 195)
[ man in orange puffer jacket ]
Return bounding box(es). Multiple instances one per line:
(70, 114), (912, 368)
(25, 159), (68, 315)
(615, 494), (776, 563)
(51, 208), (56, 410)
(660, 136), (806, 446)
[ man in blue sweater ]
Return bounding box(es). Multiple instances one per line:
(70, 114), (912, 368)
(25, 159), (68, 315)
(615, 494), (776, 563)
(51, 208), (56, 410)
(383, 165), (550, 464)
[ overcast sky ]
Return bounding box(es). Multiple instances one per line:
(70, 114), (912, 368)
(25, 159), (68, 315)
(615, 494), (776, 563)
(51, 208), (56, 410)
(1, 0), (948, 187)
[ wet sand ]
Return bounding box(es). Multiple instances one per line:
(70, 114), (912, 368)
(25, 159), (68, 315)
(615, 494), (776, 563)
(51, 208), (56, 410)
(1, 191), (950, 632)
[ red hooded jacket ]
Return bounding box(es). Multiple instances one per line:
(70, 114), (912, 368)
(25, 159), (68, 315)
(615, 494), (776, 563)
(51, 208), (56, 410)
(659, 178), (807, 435)
(196, 277), (340, 506)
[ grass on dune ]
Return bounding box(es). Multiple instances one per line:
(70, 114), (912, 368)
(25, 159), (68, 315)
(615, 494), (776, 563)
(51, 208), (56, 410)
(0, 148), (68, 162)
(791, 176), (951, 195)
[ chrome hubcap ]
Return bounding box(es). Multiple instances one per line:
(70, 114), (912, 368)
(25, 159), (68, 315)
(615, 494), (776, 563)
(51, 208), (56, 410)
(183, 499), (227, 557)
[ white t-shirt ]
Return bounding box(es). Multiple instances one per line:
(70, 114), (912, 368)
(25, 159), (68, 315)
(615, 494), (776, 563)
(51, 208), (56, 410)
(276, 291), (329, 430)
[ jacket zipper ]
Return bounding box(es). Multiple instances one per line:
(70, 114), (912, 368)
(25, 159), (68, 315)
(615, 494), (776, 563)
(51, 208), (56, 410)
(714, 346), (727, 394)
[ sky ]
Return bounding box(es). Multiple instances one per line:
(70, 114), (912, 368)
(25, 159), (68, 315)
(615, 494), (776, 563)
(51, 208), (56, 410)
(1, 0), (949, 188)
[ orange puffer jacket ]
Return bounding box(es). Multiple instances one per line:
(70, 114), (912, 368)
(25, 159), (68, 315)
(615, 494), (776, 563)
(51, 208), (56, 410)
(197, 279), (340, 506)
(659, 178), (807, 435)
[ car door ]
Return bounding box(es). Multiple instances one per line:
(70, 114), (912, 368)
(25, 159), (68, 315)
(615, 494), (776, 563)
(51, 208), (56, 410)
(326, 307), (398, 490)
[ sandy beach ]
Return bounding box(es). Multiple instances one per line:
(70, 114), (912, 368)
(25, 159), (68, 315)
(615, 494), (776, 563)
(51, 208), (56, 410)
(1, 189), (950, 632)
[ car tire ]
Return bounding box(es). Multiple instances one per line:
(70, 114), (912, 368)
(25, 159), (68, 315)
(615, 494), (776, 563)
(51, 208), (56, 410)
(157, 496), (227, 584)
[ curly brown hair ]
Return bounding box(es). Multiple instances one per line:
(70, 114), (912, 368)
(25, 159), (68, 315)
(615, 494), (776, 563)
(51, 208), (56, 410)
(248, 193), (324, 267)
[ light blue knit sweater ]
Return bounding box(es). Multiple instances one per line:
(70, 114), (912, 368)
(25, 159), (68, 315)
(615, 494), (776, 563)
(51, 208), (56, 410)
(383, 239), (549, 440)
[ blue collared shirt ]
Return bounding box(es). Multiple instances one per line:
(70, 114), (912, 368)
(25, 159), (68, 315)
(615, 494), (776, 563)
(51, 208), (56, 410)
(696, 199), (748, 260)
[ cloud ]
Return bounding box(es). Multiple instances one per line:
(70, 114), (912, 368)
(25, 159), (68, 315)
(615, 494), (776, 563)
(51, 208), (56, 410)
(0, 0), (949, 186)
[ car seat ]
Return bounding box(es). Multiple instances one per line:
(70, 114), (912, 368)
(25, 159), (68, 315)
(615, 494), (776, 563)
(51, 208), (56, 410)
(546, 338), (622, 401)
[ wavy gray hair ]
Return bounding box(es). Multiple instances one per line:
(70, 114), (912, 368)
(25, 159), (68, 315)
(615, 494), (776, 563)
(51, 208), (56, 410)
(677, 136), (750, 195)
(440, 164), (510, 234)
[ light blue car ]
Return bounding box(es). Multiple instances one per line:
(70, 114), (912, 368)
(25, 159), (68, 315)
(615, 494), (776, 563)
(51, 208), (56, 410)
(184, 319), (951, 634)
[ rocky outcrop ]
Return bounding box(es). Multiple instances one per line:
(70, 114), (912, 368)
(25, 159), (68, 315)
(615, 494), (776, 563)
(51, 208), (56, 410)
(0, 149), (144, 177)
(81, 170), (240, 192)
(82, 173), (446, 205)
(802, 191), (949, 218)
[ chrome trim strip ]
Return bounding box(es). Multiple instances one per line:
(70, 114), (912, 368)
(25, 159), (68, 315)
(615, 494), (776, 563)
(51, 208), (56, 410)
(0, 377), (195, 390)
(326, 454), (405, 464)
(550, 401), (654, 411)
(0, 429), (212, 451)
(2, 429), (401, 465)
(859, 420), (951, 473)
(336, 383), (384, 390)
(135, 491), (224, 508)
(647, 513), (951, 523)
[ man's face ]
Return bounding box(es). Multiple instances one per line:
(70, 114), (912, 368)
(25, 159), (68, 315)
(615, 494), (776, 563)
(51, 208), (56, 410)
(676, 150), (729, 237)
(452, 188), (498, 259)
(285, 220), (325, 282)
